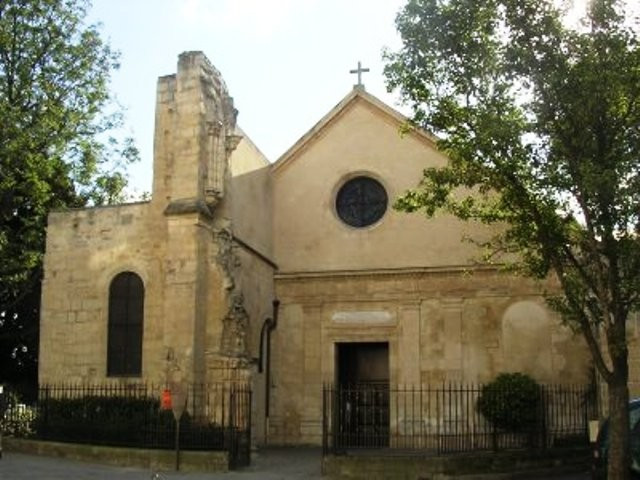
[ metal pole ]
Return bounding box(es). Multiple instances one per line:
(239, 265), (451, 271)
(175, 417), (181, 471)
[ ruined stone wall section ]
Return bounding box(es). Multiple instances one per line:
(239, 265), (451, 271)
(39, 52), (266, 388)
(213, 132), (275, 400)
(39, 203), (166, 383)
(151, 74), (176, 210)
(152, 51), (238, 211)
(149, 52), (258, 385)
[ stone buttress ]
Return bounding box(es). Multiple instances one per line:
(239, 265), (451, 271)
(152, 51), (251, 386)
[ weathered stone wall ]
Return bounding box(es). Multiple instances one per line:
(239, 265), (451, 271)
(39, 202), (164, 383)
(322, 448), (590, 479)
(152, 52), (238, 208)
(264, 90), (592, 445)
(229, 129), (272, 258)
(272, 94), (495, 273)
(39, 52), (275, 390)
(267, 270), (591, 445)
(6, 438), (230, 473)
(227, 127), (275, 366)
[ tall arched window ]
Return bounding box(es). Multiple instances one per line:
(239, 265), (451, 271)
(107, 272), (144, 376)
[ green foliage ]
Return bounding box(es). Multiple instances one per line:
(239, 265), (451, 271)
(32, 395), (225, 449)
(2, 404), (36, 437)
(0, 0), (139, 390)
(38, 395), (165, 426)
(477, 373), (541, 433)
(385, 0), (640, 382)
(385, 1), (639, 474)
(1, 390), (36, 437)
(33, 395), (169, 442)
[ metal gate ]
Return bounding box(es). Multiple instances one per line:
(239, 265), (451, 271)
(227, 385), (252, 469)
(334, 383), (390, 449)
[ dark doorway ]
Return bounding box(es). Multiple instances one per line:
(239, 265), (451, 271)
(335, 342), (389, 448)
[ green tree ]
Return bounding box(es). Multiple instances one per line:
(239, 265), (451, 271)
(0, 0), (138, 397)
(384, 0), (640, 477)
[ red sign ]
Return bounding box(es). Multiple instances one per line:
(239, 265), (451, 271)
(161, 389), (172, 410)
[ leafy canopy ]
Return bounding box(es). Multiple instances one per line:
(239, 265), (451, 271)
(0, 0), (139, 391)
(385, 0), (640, 383)
(385, 2), (639, 476)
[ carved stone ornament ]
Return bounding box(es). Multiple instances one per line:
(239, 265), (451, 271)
(221, 293), (249, 358)
(215, 228), (240, 291)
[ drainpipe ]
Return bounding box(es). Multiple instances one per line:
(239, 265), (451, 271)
(258, 299), (280, 444)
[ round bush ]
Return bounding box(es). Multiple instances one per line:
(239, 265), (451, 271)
(477, 372), (541, 432)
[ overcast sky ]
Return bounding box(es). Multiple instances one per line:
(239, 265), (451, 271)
(88, 0), (408, 195)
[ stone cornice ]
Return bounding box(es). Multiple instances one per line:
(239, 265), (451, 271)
(164, 197), (214, 219)
(274, 264), (502, 281)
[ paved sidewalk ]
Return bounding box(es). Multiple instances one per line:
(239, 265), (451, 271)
(0, 448), (323, 479)
(0, 449), (592, 479)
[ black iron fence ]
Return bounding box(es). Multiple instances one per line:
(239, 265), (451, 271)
(1, 382), (251, 468)
(322, 383), (596, 455)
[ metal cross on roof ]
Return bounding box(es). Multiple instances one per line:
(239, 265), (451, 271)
(350, 61), (370, 90)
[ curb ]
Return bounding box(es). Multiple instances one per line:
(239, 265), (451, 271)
(445, 465), (589, 479)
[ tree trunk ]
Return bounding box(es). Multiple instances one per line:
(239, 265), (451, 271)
(607, 376), (631, 480)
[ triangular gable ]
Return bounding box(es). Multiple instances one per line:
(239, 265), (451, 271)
(271, 88), (438, 174)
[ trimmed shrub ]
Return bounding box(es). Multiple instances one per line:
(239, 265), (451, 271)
(32, 395), (225, 449)
(477, 372), (541, 432)
(33, 395), (162, 445)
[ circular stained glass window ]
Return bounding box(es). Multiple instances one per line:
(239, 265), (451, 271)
(336, 176), (388, 228)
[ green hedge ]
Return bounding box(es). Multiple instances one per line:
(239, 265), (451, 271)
(477, 373), (541, 433)
(33, 395), (225, 449)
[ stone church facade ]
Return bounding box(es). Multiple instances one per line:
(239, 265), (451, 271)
(39, 51), (593, 446)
